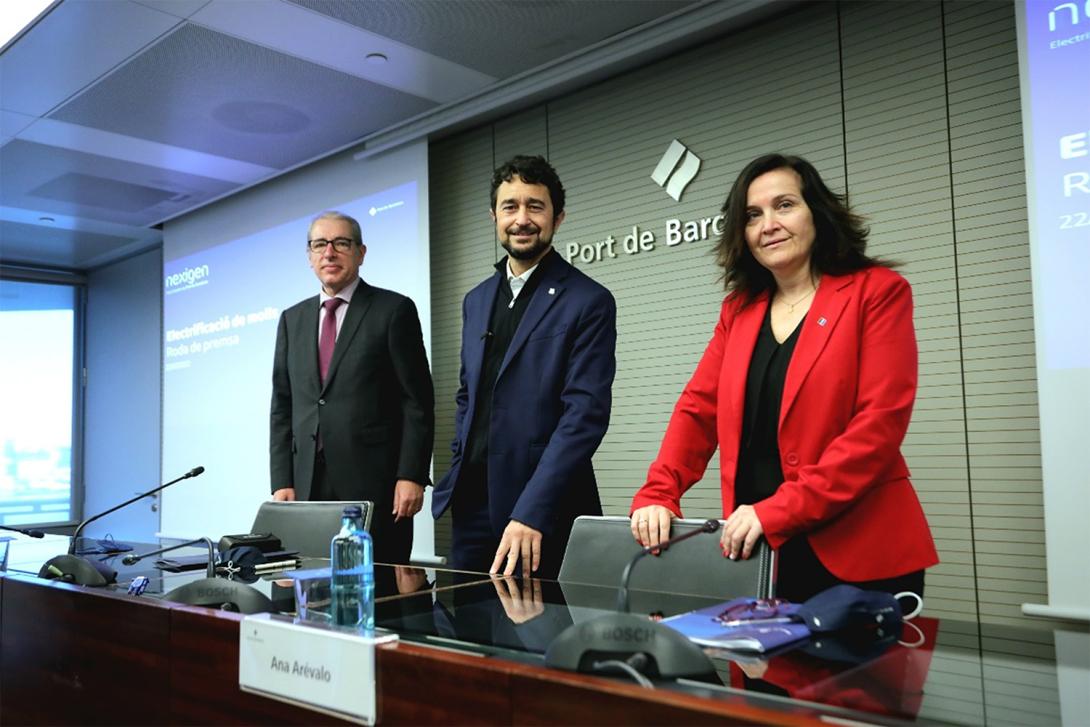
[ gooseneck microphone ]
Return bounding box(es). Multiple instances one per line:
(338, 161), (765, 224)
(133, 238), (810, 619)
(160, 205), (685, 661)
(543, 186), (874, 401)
(545, 518), (721, 682)
(38, 466), (205, 587)
(616, 519), (720, 612)
(68, 466), (205, 555)
(122, 536), (215, 578)
(119, 535), (274, 614)
(0, 524), (45, 538)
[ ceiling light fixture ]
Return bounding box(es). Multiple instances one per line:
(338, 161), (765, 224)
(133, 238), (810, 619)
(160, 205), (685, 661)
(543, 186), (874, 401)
(365, 53), (388, 65)
(39, 216), (56, 223)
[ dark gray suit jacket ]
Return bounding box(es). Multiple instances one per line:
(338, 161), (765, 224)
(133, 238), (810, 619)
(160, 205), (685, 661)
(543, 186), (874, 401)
(270, 280), (434, 560)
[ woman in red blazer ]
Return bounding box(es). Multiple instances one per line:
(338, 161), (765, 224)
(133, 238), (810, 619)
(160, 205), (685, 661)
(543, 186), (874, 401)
(630, 154), (938, 601)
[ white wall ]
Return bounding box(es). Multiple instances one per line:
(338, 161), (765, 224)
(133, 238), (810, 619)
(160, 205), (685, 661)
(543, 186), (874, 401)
(83, 246), (162, 540)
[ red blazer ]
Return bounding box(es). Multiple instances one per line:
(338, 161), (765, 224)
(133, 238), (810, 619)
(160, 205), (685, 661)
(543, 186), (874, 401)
(631, 267), (938, 582)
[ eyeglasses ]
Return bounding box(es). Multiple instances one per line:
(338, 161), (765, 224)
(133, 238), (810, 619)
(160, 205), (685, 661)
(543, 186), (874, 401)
(307, 237), (356, 254)
(714, 597), (793, 626)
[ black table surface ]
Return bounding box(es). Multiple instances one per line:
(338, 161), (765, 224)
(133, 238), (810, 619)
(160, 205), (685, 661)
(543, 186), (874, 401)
(3, 533), (1086, 726)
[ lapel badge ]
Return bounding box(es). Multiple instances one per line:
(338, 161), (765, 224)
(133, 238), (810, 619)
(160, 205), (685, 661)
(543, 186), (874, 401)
(548, 287), (555, 295)
(818, 317), (827, 327)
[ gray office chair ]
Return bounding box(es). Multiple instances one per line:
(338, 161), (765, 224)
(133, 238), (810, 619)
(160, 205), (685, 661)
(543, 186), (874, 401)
(250, 500), (373, 558)
(558, 515), (774, 601)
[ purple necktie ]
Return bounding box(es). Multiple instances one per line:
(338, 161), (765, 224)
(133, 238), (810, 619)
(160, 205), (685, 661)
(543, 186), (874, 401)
(319, 297), (343, 385)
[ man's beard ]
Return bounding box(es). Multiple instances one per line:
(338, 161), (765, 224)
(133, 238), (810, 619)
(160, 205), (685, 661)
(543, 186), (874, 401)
(501, 226), (553, 261)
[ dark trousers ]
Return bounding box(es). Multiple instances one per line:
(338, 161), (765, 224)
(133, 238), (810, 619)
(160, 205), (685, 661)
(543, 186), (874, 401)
(775, 535), (925, 604)
(449, 463), (568, 580)
(312, 450), (413, 565)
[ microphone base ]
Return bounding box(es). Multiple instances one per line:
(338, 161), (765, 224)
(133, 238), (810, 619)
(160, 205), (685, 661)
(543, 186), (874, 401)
(545, 612), (716, 680)
(162, 577), (274, 614)
(38, 555), (117, 587)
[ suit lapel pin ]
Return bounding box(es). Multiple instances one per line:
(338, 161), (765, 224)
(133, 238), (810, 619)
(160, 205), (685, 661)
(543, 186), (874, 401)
(548, 288), (555, 295)
(818, 317), (827, 326)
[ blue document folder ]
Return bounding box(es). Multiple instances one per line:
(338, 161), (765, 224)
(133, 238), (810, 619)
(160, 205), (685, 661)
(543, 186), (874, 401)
(661, 603), (810, 653)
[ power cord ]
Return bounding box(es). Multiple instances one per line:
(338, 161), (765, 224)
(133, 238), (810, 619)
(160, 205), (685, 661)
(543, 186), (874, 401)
(590, 653), (654, 689)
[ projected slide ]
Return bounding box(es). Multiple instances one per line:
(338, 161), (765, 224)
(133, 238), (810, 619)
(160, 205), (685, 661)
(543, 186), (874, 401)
(161, 181), (425, 538)
(1017, 1), (1090, 614)
(1021, 1), (1090, 370)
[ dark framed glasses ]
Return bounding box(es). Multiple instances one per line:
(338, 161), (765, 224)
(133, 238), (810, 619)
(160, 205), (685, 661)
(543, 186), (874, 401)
(307, 237), (355, 253)
(714, 597), (793, 626)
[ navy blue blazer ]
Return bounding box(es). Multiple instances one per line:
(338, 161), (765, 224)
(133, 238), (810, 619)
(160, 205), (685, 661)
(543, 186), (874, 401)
(432, 252), (616, 538)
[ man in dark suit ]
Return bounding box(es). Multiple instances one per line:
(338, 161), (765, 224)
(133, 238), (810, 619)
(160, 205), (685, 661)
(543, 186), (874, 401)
(270, 211), (434, 564)
(432, 156), (617, 579)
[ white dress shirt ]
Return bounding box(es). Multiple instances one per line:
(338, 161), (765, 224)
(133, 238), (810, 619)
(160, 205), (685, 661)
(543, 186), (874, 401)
(507, 259), (539, 307)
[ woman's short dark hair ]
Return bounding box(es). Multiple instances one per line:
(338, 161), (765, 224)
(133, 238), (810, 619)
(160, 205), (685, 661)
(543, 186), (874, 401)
(715, 154), (880, 301)
(490, 155), (566, 219)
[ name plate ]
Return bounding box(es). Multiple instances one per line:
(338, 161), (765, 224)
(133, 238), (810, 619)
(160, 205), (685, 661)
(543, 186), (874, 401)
(238, 613), (398, 724)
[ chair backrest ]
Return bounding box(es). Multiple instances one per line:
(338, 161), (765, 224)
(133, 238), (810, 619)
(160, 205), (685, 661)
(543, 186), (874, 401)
(558, 515), (774, 600)
(250, 500), (373, 558)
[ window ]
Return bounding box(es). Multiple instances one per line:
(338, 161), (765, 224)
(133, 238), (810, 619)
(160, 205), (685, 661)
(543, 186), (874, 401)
(0, 278), (82, 527)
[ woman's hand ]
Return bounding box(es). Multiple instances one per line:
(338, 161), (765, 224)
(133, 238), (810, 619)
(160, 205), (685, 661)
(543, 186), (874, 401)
(630, 505), (675, 551)
(721, 504), (764, 560)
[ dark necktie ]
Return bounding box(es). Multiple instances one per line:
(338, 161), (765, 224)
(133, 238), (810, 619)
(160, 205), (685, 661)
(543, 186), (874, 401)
(319, 297), (344, 385)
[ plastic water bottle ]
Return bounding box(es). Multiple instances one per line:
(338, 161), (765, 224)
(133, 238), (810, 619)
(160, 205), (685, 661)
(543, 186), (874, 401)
(330, 505), (374, 631)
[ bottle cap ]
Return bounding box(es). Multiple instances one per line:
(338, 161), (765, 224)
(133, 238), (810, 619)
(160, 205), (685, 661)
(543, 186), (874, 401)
(342, 505), (363, 518)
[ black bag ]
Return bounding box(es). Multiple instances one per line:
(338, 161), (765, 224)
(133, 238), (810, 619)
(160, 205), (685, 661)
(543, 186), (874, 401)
(217, 532), (282, 554)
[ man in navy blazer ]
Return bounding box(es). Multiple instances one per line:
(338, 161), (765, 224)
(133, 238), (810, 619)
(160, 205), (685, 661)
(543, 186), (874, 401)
(432, 155), (616, 579)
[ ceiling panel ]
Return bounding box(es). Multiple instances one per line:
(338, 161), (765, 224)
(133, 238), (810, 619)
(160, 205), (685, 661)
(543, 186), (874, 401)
(0, 219), (145, 269)
(0, 0), (181, 117)
(190, 0), (495, 103)
(0, 139), (237, 227)
(30, 173), (178, 213)
(289, 0), (698, 76)
(131, 0), (211, 20)
(0, 0), (764, 270)
(48, 23), (438, 169)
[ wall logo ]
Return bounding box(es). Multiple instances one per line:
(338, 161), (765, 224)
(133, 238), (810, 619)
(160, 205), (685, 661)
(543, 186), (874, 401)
(566, 138), (719, 264)
(651, 139), (702, 201)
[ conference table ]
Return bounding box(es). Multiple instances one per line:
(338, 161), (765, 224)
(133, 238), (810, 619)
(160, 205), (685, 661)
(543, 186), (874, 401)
(0, 534), (1086, 725)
